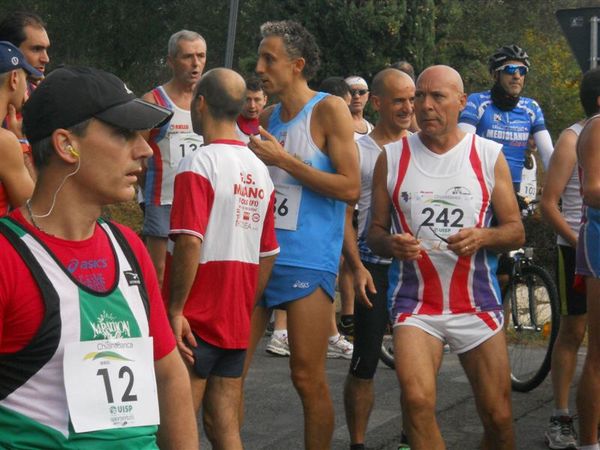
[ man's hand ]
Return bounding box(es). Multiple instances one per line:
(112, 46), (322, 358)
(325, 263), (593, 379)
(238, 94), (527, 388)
(446, 227), (485, 257)
(353, 264), (376, 308)
(168, 314), (197, 365)
(6, 105), (23, 139)
(390, 233), (422, 260)
(248, 126), (289, 166)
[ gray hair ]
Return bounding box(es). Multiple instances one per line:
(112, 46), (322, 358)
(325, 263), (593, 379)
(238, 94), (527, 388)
(168, 30), (205, 57)
(260, 20), (320, 81)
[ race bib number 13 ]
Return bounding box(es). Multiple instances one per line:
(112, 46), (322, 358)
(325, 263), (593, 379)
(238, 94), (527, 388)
(63, 337), (159, 433)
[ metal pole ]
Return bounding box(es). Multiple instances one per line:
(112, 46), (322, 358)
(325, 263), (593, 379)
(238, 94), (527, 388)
(225, 0), (240, 68)
(591, 15), (599, 69)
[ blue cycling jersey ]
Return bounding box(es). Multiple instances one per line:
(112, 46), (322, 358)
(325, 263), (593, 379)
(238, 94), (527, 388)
(459, 90), (547, 183)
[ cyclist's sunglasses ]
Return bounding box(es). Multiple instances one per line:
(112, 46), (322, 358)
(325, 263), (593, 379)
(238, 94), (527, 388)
(495, 64), (529, 76)
(350, 89), (369, 96)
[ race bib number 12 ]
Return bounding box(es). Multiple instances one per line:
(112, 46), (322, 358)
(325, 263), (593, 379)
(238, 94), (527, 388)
(63, 337), (159, 433)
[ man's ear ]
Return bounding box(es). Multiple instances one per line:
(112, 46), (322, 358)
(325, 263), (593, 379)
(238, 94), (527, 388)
(293, 57), (306, 76)
(8, 70), (19, 91)
(52, 129), (80, 163)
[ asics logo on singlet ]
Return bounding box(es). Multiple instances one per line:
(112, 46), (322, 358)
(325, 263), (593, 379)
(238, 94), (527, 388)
(67, 258), (108, 272)
(293, 280), (310, 289)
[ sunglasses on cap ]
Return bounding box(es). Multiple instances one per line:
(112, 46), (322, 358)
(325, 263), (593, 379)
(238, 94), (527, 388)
(350, 89), (369, 96)
(495, 64), (529, 76)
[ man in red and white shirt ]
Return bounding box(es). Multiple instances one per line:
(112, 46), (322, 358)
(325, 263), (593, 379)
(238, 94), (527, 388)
(164, 68), (278, 449)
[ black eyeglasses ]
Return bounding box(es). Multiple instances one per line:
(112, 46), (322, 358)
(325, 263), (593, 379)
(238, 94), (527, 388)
(495, 64), (528, 76)
(350, 89), (369, 96)
(415, 224), (449, 252)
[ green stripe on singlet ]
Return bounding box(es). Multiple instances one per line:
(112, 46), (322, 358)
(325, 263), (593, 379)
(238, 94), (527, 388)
(0, 404), (159, 449)
(0, 217), (27, 238)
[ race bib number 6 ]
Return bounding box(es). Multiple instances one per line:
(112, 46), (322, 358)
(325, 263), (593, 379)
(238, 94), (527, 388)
(63, 337), (159, 433)
(274, 184), (302, 231)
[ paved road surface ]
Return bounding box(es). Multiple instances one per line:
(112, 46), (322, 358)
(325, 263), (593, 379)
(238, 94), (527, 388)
(198, 337), (584, 449)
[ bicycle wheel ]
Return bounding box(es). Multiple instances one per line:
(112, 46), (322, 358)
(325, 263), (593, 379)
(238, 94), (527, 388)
(505, 264), (559, 392)
(380, 322), (395, 369)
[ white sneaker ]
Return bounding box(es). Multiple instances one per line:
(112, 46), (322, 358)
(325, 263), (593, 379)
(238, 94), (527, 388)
(327, 335), (353, 359)
(544, 415), (577, 449)
(266, 335), (290, 357)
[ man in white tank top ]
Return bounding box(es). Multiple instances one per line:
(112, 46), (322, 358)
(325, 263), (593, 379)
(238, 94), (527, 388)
(346, 76), (374, 140)
(540, 120), (585, 449)
(343, 68), (415, 450)
(140, 30), (206, 287)
(368, 65), (523, 449)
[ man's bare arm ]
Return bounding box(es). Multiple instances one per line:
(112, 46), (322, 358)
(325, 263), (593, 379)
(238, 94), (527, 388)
(540, 128), (579, 247)
(342, 204), (375, 306)
(155, 349), (199, 450)
(367, 151), (421, 261)
(249, 96), (360, 202)
(168, 234), (201, 364)
(0, 131), (34, 208)
(255, 254), (276, 304)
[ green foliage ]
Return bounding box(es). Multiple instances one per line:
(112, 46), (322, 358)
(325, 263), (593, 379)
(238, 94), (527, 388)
(432, 0), (595, 138)
(0, 0), (596, 137)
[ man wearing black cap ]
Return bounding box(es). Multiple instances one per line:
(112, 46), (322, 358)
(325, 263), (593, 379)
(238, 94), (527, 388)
(0, 66), (198, 449)
(0, 40), (37, 216)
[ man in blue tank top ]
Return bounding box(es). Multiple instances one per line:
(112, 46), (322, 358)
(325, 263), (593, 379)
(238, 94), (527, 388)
(243, 20), (360, 449)
(574, 67), (600, 450)
(458, 45), (553, 189)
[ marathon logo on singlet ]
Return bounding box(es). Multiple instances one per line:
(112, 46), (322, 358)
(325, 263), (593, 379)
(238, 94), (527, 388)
(124, 270), (141, 286)
(90, 311), (132, 339)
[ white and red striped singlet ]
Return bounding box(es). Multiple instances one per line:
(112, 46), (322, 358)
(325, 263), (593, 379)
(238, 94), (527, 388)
(386, 133), (503, 320)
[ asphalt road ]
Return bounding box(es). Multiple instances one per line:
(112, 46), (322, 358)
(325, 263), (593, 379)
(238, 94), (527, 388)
(198, 337), (585, 450)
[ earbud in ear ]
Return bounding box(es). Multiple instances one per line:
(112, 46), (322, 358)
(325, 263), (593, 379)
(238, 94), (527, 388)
(67, 145), (80, 158)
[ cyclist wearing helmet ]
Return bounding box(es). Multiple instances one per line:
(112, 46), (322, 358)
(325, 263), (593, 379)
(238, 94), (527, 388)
(459, 45), (553, 190)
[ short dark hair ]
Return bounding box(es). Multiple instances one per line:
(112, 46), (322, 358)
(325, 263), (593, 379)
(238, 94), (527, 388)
(245, 76), (263, 93)
(195, 69), (244, 121)
(390, 60), (415, 81)
(0, 11), (45, 47)
(580, 68), (600, 118)
(260, 20), (321, 81)
(319, 76), (350, 98)
(31, 119), (91, 170)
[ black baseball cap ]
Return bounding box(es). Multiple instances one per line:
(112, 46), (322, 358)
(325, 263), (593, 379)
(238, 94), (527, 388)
(23, 66), (173, 143)
(0, 41), (42, 77)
